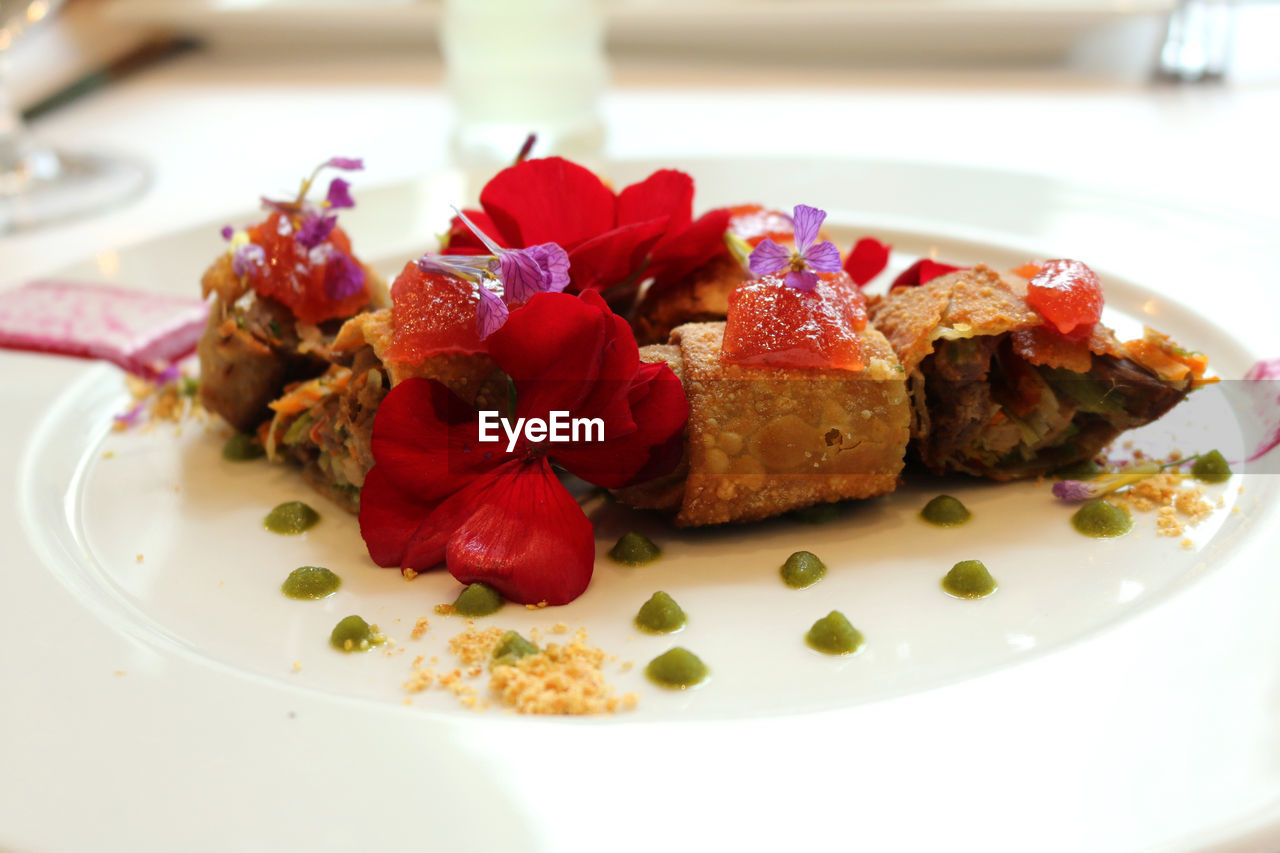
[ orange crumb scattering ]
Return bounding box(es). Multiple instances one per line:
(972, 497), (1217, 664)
(448, 625), (507, 665)
(1115, 472), (1214, 537)
(434, 603), (456, 616)
(403, 568), (419, 581)
(488, 629), (636, 716)
(410, 617), (429, 639)
(551, 623), (569, 634)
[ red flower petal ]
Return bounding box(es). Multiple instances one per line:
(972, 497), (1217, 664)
(480, 157), (616, 249)
(367, 377), (502, 498)
(445, 457), (595, 605)
(553, 360), (689, 487)
(645, 206), (734, 290)
(616, 169), (694, 259)
(844, 237), (892, 287)
(442, 208), (504, 254)
(358, 464), (441, 568)
(566, 217), (669, 293)
(891, 258), (966, 289)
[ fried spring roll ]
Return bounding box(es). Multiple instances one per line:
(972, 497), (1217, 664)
(616, 322), (910, 526)
(869, 264), (1205, 479)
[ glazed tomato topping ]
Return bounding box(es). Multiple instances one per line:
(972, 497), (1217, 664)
(728, 204), (795, 247)
(722, 270), (867, 371)
(245, 212), (369, 325)
(384, 262), (486, 362)
(1025, 258), (1104, 338)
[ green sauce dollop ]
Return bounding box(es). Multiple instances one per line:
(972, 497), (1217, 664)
(780, 551), (827, 589)
(264, 501), (320, 534)
(805, 611), (864, 655)
(790, 503), (840, 524)
(1054, 458), (1104, 480)
(222, 432), (264, 461)
(453, 582), (505, 617)
(635, 591), (687, 634)
(608, 531), (661, 566)
(282, 566), (341, 600)
(941, 560), (998, 599)
(645, 647), (708, 689)
(1071, 499), (1132, 538)
(920, 494), (971, 527)
(1191, 449), (1231, 483)
(329, 615), (385, 653)
(491, 631), (539, 667)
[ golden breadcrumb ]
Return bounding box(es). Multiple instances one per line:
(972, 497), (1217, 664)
(403, 568), (419, 580)
(291, 661), (302, 673)
(1116, 472), (1214, 536)
(410, 617), (429, 639)
(488, 629), (637, 716)
(551, 623), (569, 634)
(447, 625), (507, 665)
(434, 603), (456, 616)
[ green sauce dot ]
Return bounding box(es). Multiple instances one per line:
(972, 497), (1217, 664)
(635, 591), (687, 634)
(645, 647), (708, 689)
(453, 582), (504, 617)
(282, 566), (341, 600)
(264, 501), (319, 534)
(790, 503), (840, 524)
(491, 631), (539, 667)
(329, 615), (385, 653)
(608, 531), (661, 566)
(1054, 458), (1104, 480)
(1191, 449), (1231, 484)
(942, 560), (998, 599)
(780, 551), (827, 589)
(805, 611), (864, 655)
(1071, 499), (1132, 538)
(222, 432), (264, 461)
(920, 494), (971, 527)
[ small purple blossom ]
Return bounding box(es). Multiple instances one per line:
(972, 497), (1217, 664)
(324, 251), (366, 300)
(296, 213), (337, 250)
(416, 253), (497, 281)
(326, 177), (355, 210)
(232, 242), (266, 278)
(475, 285), (510, 339)
(113, 399), (146, 428)
(219, 225), (234, 241)
(1052, 480), (1097, 502)
(500, 242), (570, 304)
(154, 363), (182, 385)
(748, 204), (842, 291)
(325, 157), (364, 171)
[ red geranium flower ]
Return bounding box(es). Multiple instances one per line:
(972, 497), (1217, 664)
(891, 258), (967, 290)
(358, 290), (688, 605)
(443, 157), (731, 297)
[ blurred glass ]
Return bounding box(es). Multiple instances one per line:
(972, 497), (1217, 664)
(441, 0), (607, 168)
(0, 0), (148, 233)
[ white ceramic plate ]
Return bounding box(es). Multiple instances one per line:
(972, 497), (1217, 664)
(4, 158), (1279, 853)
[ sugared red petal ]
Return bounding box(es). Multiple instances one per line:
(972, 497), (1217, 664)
(385, 262), (487, 360)
(1025, 258), (1104, 336)
(444, 457), (595, 605)
(480, 156), (616, 248)
(844, 237), (891, 286)
(722, 271), (868, 371)
(644, 206), (733, 286)
(244, 212), (369, 324)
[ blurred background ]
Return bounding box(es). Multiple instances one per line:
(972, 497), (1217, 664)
(3, 0), (1279, 279)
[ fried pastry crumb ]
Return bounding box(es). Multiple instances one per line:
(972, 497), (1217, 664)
(1116, 472), (1213, 536)
(410, 617), (429, 639)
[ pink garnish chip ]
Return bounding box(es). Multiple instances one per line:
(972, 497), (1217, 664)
(0, 281), (207, 378)
(1243, 358), (1280, 463)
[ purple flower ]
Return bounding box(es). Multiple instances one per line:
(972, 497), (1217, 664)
(113, 399), (146, 428)
(219, 225), (234, 241)
(324, 251), (365, 300)
(416, 253), (497, 281)
(296, 213), (337, 249)
(500, 242), (570, 304)
(748, 204), (842, 291)
(1052, 480), (1097, 502)
(326, 177), (355, 210)
(453, 207), (570, 302)
(325, 157), (364, 171)
(232, 242), (266, 277)
(475, 285), (510, 339)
